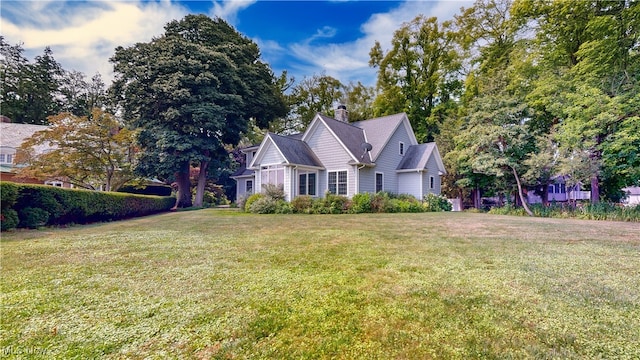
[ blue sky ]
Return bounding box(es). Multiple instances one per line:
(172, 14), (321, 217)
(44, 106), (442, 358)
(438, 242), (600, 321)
(1, 1), (472, 87)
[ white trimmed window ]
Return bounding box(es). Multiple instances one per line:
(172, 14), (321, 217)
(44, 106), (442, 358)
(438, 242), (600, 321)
(375, 172), (384, 192)
(0, 154), (10, 164)
(299, 172), (317, 196)
(246, 180), (253, 194)
(328, 170), (347, 195)
(261, 165), (284, 186)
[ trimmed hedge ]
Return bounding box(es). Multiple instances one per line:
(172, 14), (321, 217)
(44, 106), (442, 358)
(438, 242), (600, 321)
(118, 184), (173, 197)
(1, 182), (175, 230)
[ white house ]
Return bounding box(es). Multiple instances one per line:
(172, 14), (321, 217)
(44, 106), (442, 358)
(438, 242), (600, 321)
(0, 122), (72, 187)
(231, 109), (446, 202)
(622, 186), (640, 206)
(526, 175), (591, 204)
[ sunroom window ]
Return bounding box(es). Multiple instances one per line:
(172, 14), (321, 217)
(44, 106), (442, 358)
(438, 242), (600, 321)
(261, 165), (284, 186)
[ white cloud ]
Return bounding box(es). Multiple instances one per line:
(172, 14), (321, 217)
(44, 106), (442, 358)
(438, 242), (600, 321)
(284, 0), (473, 86)
(210, 0), (256, 24)
(1, 0), (189, 83)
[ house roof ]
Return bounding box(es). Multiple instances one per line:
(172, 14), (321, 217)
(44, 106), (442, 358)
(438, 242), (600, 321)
(0, 123), (49, 149)
(353, 113), (416, 161)
(623, 186), (640, 196)
(396, 142), (447, 174)
(306, 114), (373, 164)
(230, 166), (254, 178)
(251, 132), (324, 168)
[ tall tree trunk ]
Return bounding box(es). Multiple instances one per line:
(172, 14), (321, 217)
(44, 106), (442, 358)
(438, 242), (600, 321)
(472, 187), (481, 209)
(590, 174), (600, 204)
(541, 182), (550, 207)
(193, 160), (209, 208)
(173, 164), (192, 209)
(511, 166), (534, 217)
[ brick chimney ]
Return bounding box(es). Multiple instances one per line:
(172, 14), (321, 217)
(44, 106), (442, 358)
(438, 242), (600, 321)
(335, 104), (348, 122)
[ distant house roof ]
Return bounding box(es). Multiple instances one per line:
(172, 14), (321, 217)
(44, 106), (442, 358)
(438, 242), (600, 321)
(268, 132), (324, 168)
(0, 123), (49, 149)
(396, 143), (447, 174)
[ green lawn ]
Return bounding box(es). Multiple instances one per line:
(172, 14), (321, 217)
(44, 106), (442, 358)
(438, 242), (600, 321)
(1, 210), (639, 359)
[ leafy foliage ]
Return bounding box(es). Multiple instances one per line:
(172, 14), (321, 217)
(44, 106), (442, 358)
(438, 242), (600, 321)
(110, 15), (287, 208)
(0, 182), (174, 230)
(15, 109), (136, 191)
(423, 193), (453, 212)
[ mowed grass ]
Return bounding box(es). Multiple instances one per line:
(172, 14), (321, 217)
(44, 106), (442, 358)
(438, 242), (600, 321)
(1, 210), (639, 359)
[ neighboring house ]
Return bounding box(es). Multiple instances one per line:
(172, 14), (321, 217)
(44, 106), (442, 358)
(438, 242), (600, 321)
(0, 121), (73, 188)
(622, 186), (640, 206)
(527, 175), (591, 204)
(231, 108), (446, 202)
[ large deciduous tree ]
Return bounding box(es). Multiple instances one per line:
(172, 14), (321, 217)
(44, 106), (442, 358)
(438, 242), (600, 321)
(15, 109), (136, 191)
(110, 15), (286, 208)
(369, 15), (460, 142)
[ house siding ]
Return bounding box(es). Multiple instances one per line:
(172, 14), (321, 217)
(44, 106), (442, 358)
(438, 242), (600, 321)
(306, 123), (356, 197)
(373, 123), (414, 194)
(358, 167), (376, 193)
(254, 141), (284, 191)
(422, 155), (442, 196)
(399, 172), (423, 199)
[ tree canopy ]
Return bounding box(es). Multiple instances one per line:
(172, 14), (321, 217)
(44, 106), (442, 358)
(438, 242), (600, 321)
(110, 14), (287, 208)
(15, 109), (136, 191)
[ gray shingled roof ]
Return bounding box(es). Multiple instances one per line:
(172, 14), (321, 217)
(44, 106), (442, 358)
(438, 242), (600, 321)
(317, 114), (373, 164)
(397, 143), (436, 171)
(230, 166), (254, 178)
(268, 133), (324, 167)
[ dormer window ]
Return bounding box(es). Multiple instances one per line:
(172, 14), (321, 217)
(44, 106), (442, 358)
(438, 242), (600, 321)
(399, 142), (405, 156)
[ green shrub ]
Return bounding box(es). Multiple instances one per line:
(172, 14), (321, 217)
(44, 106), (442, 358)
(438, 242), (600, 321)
(118, 184), (172, 196)
(1, 209), (19, 231)
(488, 202), (639, 222)
(274, 200), (294, 214)
(291, 196), (314, 213)
(262, 184), (286, 201)
(323, 192), (350, 214)
(1, 182), (20, 210)
(423, 193), (452, 212)
(371, 192), (392, 213)
(249, 196), (277, 214)
(18, 207), (49, 229)
(350, 193), (372, 213)
(244, 193), (264, 212)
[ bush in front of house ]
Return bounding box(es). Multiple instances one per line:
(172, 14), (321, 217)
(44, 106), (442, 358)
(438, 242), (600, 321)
(423, 193), (453, 212)
(245, 188), (453, 215)
(244, 193), (264, 212)
(0, 182), (175, 230)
